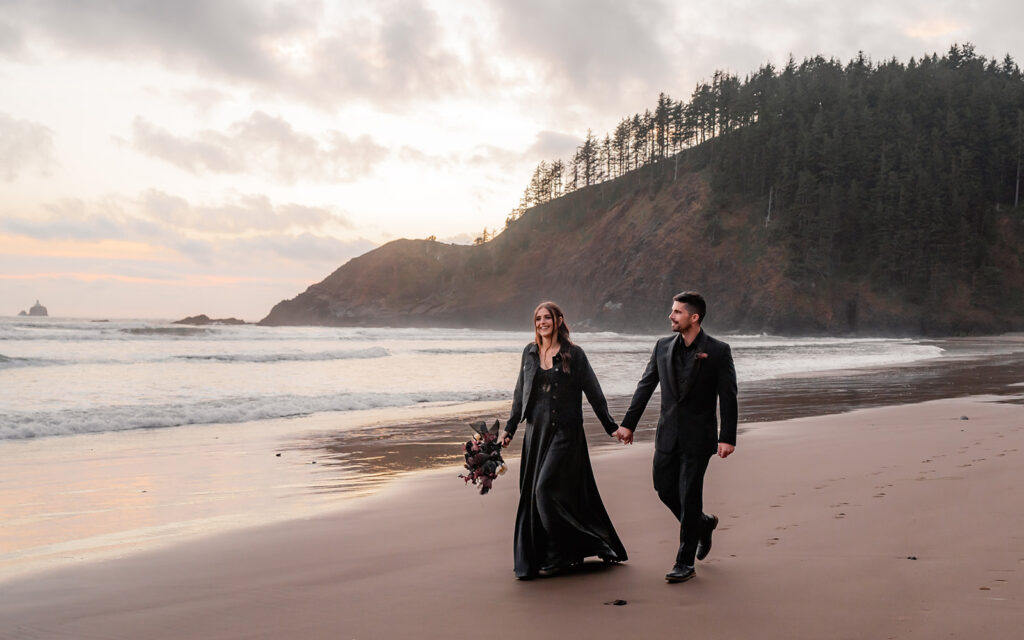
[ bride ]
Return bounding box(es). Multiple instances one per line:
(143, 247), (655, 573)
(502, 301), (628, 579)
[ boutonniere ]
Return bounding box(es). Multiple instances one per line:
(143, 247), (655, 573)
(696, 352), (709, 360)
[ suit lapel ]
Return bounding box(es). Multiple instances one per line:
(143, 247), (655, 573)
(663, 336), (679, 401)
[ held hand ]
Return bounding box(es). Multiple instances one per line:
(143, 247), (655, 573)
(501, 432), (513, 448)
(612, 427), (633, 445)
(717, 443), (735, 458)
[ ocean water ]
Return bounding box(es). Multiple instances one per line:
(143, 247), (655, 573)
(0, 317), (947, 441)
(6, 318), (1023, 582)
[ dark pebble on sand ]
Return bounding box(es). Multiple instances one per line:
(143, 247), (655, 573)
(960, 416), (969, 420)
(604, 600), (628, 606)
(275, 453), (281, 457)
(907, 556), (917, 560)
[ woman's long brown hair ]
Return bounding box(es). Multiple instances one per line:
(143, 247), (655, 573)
(533, 301), (573, 373)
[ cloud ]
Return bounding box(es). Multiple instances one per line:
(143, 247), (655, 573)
(2, 0), (311, 83)
(2, 190), (353, 243)
(487, 0), (672, 104)
(4, 0), (1023, 121)
(235, 232), (375, 264)
(0, 19), (24, 54)
(130, 112), (388, 183)
(526, 131), (582, 160)
(4, 0), (484, 109)
(0, 112), (56, 181)
(302, 0), (480, 106)
(139, 189), (351, 234)
(467, 130), (583, 173)
(0, 188), (376, 285)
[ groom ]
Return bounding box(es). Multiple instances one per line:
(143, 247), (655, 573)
(613, 291), (737, 583)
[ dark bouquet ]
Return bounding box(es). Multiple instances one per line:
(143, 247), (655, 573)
(459, 419), (507, 495)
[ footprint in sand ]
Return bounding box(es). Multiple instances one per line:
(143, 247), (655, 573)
(770, 504), (783, 508)
(874, 493), (886, 498)
(767, 537), (780, 546)
(835, 513), (846, 519)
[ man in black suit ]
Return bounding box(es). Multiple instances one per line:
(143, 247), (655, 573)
(612, 291), (737, 583)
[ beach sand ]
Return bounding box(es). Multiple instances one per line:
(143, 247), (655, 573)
(2, 393), (1022, 639)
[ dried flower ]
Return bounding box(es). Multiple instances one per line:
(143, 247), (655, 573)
(458, 419), (505, 495)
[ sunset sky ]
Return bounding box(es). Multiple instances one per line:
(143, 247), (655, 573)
(2, 0), (1021, 320)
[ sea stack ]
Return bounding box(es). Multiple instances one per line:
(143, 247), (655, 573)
(28, 300), (48, 316)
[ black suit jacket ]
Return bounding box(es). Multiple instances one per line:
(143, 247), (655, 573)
(621, 330), (737, 456)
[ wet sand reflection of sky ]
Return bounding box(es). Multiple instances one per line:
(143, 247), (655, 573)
(292, 348), (1024, 497)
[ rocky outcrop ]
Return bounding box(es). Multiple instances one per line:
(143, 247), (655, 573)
(259, 169), (1024, 336)
(173, 314), (247, 326)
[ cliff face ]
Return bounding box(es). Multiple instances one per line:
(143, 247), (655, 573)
(260, 169), (1024, 335)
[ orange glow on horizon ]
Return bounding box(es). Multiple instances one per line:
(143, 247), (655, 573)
(0, 234), (180, 262)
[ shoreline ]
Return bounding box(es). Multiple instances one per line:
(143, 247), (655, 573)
(2, 340), (1024, 584)
(2, 392), (1022, 638)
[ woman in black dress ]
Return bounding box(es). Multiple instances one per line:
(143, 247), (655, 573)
(501, 301), (628, 579)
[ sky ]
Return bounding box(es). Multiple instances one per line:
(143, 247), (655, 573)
(1, 0), (1021, 320)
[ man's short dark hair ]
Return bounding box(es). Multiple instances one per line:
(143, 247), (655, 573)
(673, 291), (706, 324)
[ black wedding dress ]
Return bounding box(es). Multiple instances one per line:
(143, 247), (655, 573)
(505, 344), (627, 578)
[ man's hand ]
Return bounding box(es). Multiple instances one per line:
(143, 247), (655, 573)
(717, 443), (735, 458)
(501, 432), (513, 448)
(612, 427), (634, 445)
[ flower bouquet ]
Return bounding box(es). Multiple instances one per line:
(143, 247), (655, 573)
(459, 419), (507, 495)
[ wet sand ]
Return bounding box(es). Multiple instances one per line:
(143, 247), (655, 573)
(3, 391), (1023, 639)
(3, 339), (1023, 586)
(292, 341), (1024, 484)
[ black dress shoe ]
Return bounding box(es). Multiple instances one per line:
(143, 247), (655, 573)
(539, 558), (581, 576)
(665, 564), (695, 583)
(696, 514), (719, 561)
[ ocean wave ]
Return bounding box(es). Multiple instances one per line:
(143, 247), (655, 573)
(0, 389), (509, 440)
(0, 348), (391, 369)
(173, 347), (390, 363)
(121, 327), (211, 337)
(0, 354), (61, 369)
(414, 346), (523, 355)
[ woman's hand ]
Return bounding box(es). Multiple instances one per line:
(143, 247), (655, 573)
(501, 432), (513, 448)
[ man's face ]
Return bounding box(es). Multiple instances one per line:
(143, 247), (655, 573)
(669, 301), (696, 333)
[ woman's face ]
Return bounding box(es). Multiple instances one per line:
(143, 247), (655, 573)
(535, 308), (556, 339)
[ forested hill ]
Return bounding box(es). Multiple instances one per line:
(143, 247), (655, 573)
(261, 45), (1024, 335)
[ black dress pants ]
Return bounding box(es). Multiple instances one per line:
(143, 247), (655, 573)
(653, 450), (713, 566)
